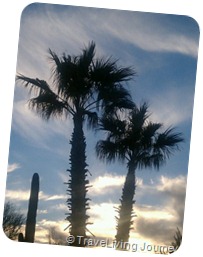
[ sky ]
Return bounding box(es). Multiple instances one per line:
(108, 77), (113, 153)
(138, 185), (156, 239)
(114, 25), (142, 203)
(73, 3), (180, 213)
(3, 2), (199, 250)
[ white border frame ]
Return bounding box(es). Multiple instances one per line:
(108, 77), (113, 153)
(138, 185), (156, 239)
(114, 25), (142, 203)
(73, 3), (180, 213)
(0, 1), (202, 257)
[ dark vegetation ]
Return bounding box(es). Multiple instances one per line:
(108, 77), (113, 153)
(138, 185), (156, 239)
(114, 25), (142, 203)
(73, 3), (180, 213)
(3, 202), (25, 240)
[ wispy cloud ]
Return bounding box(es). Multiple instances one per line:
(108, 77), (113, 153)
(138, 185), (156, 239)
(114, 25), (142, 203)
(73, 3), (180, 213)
(16, 4), (199, 87)
(7, 163), (21, 173)
(11, 99), (73, 152)
(98, 11), (199, 58)
(18, 5), (199, 69)
(149, 85), (194, 127)
(89, 173), (143, 195)
(5, 189), (30, 201)
(5, 189), (65, 202)
(40, 192), (66, 201)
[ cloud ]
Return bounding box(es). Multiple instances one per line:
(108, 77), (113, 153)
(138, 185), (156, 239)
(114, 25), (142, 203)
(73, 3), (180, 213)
(134, 175), (186, 245)
(88, 173), (143, 205)
(40, 193), (66, 201)
(157, 175), (186, 194)
(149, 85), (194, 127)
(135, 216), (176, 246)
(7, 163), (21, 173)
(89, 174), (124, 195)
(99, 11), (198, 58)
(87, 175), (186, 246)
(157, 175), (186, 226)
(137, 205), (174, 221)
(6, 174), (186, 246)
(5, 189), (30, 201)
(89, 173), (143, 195)
(33, 219), (68, 244)
(11, 99), (73, 153)
(5, 189), (65, 202)
(51, 203), (67, 211)
(87, 202), (119, 238)
(18, 5), (199, 67)
(38, 209), (48, 214)
(16, 4), (199, 87)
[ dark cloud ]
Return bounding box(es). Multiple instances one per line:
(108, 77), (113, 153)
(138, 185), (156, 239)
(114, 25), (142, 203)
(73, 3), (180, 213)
(135, 216), (175, 245)
(133, 176), (186, 245)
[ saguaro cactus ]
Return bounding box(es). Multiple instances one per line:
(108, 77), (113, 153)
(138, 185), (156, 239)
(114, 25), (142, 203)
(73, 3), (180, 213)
(18, 173), (39, 243)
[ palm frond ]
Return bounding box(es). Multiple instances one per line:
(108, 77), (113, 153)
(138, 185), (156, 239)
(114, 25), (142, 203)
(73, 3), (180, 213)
(28, 92), (67, 120)
(16, 75), (53, 95)
(83, 110), (98, 129)
(79, 41), (95, 71)
(96, 140), (126, 163)
(16, 74), (70, 120)
(99, 113), (125, 131)
(154, 127), (184, 158)
(48, 48), (61, 68)
(99, 85), (135, 114)
(48, 50), (76, 98)
(141, 122), (163, 147)
(129, 102), (149, 130)
(49, 43), (95, 102)
(134, 151), (164, 170)
(92, 57), (135, 85)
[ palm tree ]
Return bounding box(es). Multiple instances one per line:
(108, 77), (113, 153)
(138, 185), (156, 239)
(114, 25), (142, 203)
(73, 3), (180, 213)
(96, 102), (183, 245)
(16, 41), (135, 246)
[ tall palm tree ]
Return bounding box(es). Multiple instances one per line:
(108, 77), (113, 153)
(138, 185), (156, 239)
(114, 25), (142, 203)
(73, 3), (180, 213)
(96, 102), (183, 244)
(16, 41), (135, 246)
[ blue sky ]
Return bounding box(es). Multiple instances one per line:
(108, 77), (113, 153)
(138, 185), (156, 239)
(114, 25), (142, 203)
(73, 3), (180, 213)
(4, 3), (199, 248)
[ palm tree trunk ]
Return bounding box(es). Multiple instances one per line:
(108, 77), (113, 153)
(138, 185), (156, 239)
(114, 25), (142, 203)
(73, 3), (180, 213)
(115, 162), (136, 246)
(66, 111), (90, 246)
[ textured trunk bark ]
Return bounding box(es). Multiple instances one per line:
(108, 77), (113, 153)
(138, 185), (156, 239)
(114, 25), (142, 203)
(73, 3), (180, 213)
(66, 111), (89, 246)
(115, 163), (136, 246)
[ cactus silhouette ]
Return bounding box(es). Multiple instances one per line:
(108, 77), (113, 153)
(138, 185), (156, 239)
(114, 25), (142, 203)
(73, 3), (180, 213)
(18, 173), (39, 243)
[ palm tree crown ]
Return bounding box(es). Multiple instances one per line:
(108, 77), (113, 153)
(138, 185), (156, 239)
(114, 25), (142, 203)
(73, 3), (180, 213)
(16, 41), (135, 123)
(97, 102), (183, 169)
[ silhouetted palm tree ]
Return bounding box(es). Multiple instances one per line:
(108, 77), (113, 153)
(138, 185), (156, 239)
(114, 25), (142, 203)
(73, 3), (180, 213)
(16, 41), (135, 246)
(96, 102), (183, 244)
